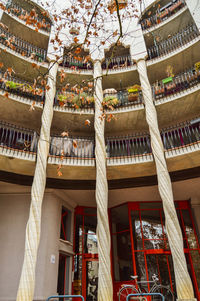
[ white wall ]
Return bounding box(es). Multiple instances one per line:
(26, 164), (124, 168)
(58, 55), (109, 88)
(0, 189), (64, 301)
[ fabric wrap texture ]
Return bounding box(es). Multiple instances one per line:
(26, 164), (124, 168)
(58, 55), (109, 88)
(16, 62), (58, 301)
(137, 59), (195, 300)
(94, 60), (113, 301)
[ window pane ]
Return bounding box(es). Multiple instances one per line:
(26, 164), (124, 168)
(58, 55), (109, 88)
(141, 210), (163, 239)
(60, 207), (71, 241)
(140, 202), (163, 209)
(84, 215), (97, 234)
(135, 251), (147, 282)
(144, 239), (165, 250)
(111, 204), (129, 233)
(190, 251), (200, 288)
(75, 215), (83, 254)
(131, 210), (143, 250)
(74, 255), (82, 294)
(112, 231), (133, 281)
(182, 210), (198, 249)
(84, 232), (98, 254)
(84, 207), (97, 215)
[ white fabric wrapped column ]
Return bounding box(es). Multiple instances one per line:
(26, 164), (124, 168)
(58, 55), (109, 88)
(136, 59), (196, 301)
(16, 61), (58, 301)
(94, 60), (113, 301)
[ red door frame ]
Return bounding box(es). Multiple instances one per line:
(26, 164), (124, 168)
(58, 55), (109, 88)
(74, 203), (200, 300)
(110, 201), (200, 301)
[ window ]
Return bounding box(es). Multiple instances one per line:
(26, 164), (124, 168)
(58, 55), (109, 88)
(60, 207), (71, 241)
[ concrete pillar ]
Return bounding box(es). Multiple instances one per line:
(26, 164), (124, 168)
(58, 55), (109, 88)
(16, 60), (58, 301)
(134, 56), (196, 301)
(185, 1), (200, 32)
(94, 59), (113, 301)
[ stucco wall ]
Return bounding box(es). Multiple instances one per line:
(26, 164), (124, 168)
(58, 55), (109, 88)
(0, 191), (62, 301)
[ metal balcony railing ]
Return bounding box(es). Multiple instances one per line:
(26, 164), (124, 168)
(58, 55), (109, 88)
(140, 0), (186, 30)
(0, 71), (45, 102)
(0, 122), (38, 152)
(0, 122), (95, 160)
(101, 55), (133, 70)
(0, 24), (47, 62)
(6, 1), (51, 32)
(0, 120), (199, 161)
(106, 121), (200, 158)
(61, 56), (93, 71)
(147, 23), (199, 60)
(152, 66), (200, 100)
(1, 64), (200, 109)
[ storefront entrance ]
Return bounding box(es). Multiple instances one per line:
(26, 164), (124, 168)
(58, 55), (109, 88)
(73, 201), (200, 301)
(111, 201), (200, 300)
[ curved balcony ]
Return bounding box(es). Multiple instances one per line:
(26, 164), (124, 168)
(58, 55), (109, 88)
(107, 120), (200, 159)
(0, 121), (95, 166)
(101, 54), (133, 71)
(106, 120), (200, 179)
(6, 1), (51, 33)
(153, 66), (200, 101)
(60, 56), (93, 72)
(147, 23), (199, 60)
(141, 0), (186, 31)
(0, 118), (199, 165)
(1, 64), (200, 135)
(0, 24), (47, 62)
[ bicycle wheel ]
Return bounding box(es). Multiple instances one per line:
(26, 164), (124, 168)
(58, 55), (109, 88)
(118, 285), (139, 301)
(151, 285), (174, 301)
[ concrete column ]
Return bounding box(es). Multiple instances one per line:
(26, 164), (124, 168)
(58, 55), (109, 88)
(94, 60), (113, 301)
(16, 60), (58, 301)
(135, 57), (196, 301)
(185, 1), (200, 32)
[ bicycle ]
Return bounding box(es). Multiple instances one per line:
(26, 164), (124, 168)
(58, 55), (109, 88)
(118, 274), (174, 301)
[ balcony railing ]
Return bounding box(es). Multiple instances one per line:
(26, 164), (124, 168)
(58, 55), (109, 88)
(0, 122), (38, 152)
(147, 23), (199, 60)
(6, 1), (51, 33)
(0, 24), (47, 62)
(106, 121), (200, 158)
(60, 56), (93, 71)
(49, 136), (95, 158)
(152, 66), (200, 100)
(141, 0), (186, 30)
(0, 121), (95, 160)
(0, 71), (45, 102)
(1, 64), (200, 110)
(101, 55), (133, 70)
(0, 120), (199, 162)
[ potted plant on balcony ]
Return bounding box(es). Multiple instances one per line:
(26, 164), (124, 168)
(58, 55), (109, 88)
(103, 88), (119, 108)
(127, 84), (141, 102)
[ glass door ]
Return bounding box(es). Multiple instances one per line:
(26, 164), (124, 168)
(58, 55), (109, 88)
(82, 258), (98, 301)
(130, 202), (175, 293)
